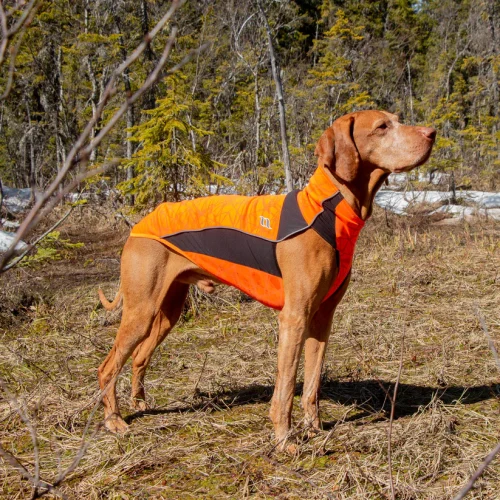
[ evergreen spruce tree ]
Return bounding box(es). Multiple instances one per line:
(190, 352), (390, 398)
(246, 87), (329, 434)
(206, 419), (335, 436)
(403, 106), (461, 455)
(119, 75), (226, 207)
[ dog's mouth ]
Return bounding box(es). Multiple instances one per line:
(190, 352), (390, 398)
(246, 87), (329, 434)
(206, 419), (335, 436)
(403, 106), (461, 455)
(392, 145), (434, 173)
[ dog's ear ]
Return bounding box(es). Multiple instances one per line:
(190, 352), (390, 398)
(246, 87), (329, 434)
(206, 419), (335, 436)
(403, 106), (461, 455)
(315, 115), (359, 183)
(332, 115), (359, 182)
(314, 127), (335, 170)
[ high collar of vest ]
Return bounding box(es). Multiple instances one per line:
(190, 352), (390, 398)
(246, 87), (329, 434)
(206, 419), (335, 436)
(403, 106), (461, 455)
(302, 166), (364, 227)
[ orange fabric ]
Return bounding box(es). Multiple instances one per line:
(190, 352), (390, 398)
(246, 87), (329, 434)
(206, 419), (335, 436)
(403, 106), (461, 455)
(297, 166), (364, 302)
(130, 167), (364, 309)
(131, 193), (286, 242)
(183, 252), (284, 309)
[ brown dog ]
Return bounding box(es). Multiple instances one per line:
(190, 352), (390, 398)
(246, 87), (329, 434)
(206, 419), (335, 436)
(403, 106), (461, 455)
(98, 110), (435, 448)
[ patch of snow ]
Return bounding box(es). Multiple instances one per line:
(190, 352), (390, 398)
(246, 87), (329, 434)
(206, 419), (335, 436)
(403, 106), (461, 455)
(485, 208), (500, 220)
(0, 230), (28, 254)
(1, 186), (34, 213)
(374, 191), (410, 215)
(65, 189), (120, 203)
(458, 191), (500, 208)
(430, 205), (500, 220)
(387, 173), (408, 187)
(1, 219), (20, 229)
(375, 190), (500, 220)
(374, 191), (451, 215)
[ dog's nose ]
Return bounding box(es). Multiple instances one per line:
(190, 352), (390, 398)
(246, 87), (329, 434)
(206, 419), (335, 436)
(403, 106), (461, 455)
(419, 127), (436, 141)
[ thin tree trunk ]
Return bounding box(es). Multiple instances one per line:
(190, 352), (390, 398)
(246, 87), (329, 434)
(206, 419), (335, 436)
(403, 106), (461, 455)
(55, 45), (64, 200)
(313, 21), (319, 67)
(87, 58), (98, 164)
(141, 0), (155, 61)
(85, 2), (99, 164)
(25, 101), (36, 191)
(140, 0), (156, 110)
(257, 1), (293, 192)
(254, 71), (262, 192)
(123, 67), (135, 206)
(407, 59), (414, 124)
(115, 14), (135, 206)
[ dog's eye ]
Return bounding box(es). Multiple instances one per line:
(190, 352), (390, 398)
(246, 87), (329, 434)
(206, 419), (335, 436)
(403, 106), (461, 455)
(377, 123), (388, 130)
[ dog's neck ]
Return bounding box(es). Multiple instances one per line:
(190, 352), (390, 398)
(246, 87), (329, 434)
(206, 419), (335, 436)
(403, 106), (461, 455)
(320, 164), (389, 220)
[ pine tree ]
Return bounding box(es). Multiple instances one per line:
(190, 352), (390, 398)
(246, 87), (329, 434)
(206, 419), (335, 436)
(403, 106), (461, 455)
(119, 75), (227, 207)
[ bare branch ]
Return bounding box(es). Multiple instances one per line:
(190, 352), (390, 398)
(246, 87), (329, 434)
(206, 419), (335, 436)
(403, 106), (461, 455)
(0, 444), (65, 499)
(0, 0), (39, 97)
(2, 202), (76, 271)
(0, 0), (199, 271)
(0, 378), (66, 498)
(452, 442), (500, 500)
(0, 17), (29, 100)
(7, 0), (38, 38)
(52, 393), (106, 490)
(452, 309), (500, 500)
(0, 376), (112, 497)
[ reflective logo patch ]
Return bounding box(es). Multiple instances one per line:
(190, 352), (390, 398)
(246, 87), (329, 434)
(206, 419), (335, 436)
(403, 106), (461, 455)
(259, 216), (272, 229)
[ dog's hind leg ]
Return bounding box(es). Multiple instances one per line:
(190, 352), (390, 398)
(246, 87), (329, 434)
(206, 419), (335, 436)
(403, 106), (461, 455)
(98, 238), (178, 433)
(98, 304), (157, 432)
(130, 281), (188, 411)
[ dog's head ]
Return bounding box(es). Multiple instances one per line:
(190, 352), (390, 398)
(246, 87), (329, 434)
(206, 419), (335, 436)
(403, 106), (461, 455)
(315, 110), (436, 183)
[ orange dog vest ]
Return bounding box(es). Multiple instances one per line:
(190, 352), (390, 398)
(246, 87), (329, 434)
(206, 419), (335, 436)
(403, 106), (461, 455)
(131, 167), (364, 309)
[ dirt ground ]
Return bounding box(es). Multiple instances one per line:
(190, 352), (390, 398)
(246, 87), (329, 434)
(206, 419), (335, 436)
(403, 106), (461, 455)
(0, 205), (499, 499)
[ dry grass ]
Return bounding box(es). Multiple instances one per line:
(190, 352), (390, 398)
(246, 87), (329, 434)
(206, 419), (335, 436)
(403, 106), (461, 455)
(0, 205), (499, 499)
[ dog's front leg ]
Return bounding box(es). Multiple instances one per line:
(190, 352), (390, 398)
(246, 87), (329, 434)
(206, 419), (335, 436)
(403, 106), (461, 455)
(301, 311), (333, 432)
(272, 231), (337, 450)
(301, 272), (350, 432)
(269, 306), (311, 450)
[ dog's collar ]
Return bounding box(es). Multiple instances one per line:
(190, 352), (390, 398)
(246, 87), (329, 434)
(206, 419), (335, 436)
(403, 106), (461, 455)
(301, 167), (364, 228)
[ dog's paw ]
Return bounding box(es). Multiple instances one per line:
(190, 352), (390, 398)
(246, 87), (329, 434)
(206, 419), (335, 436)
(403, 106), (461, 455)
(105, 414), (129, 434)
(131, 398), (148, 411)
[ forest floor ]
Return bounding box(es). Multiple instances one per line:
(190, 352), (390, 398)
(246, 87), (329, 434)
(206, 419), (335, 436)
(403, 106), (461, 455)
(0, 205), (499, 499)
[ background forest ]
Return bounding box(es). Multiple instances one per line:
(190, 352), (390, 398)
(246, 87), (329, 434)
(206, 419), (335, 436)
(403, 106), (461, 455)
(0, 0), (498, 207)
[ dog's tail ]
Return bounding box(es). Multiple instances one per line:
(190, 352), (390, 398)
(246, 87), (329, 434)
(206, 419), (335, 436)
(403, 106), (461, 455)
(98, 285), (123, 311)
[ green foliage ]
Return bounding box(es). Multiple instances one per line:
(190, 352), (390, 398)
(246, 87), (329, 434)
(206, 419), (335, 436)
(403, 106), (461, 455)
(21, 231), (84, 268)
(119, 75), (227, 207)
